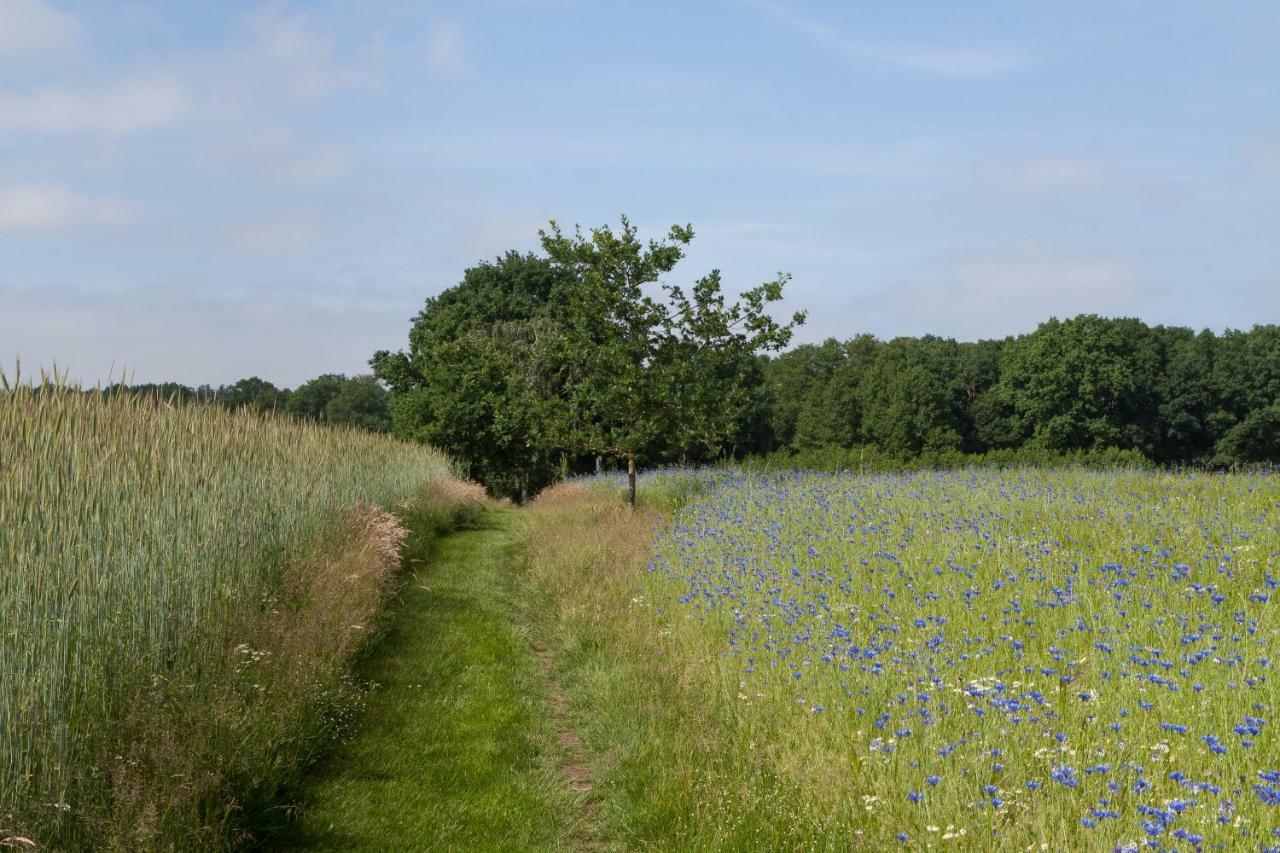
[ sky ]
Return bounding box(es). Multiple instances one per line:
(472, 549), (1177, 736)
(2, 0), (1278, 386)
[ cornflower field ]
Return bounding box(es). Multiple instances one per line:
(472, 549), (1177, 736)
(632, 468), (1280, 850)
(0, 380), (453, 847)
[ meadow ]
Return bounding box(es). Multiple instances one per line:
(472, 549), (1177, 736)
(523, 467), (1280, 851)
(0, 379), (456, 849)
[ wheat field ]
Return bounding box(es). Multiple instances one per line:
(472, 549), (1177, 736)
(0, 375), (453, 847)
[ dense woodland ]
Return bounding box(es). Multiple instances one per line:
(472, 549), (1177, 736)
(131, 221), (1280, 498)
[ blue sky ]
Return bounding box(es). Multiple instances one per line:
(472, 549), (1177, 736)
(2, 0), (1278, 386)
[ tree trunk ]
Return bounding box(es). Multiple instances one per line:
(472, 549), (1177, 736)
(627, 453), (636, 509)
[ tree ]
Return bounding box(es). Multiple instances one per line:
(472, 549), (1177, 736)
(956, 338), (1010, 452)
(1214, 404), (1280, 465)
(218, 376), (288, 414)
(372, 252), (565, 498)
(857, 336), (965, 457)
(790, 336), (878, 452)
(998, 316), (1162, 453)
(540, 217), (803, 506)
(1152, 327), (1216, 463)
(1210, 326), (1280, 458)
(287, 374), (346, 421)
(324, 375), (391, 431)
(764, 338), (852, 451)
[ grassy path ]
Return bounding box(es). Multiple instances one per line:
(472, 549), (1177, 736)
(276, 508), (583, 852)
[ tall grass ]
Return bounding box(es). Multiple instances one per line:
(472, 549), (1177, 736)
(0, 376), (453, 848)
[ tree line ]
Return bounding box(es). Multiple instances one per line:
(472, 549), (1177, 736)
(765, 318), (1279, 470)
(371, 218), (1280, 498)
(118, 373), (392, 432)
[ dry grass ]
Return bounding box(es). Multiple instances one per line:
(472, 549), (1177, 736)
(97, 503), (410, 851)
(519, 484), (658, 635)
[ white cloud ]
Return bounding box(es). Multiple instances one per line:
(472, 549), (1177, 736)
(0, 0), (81, 59)
(997, 157), (1114, 194)
(218, 212), (323, 253)
(856, 246), (1152, 340)
(244, 6), (375, 102)
(0, 183), (133, 231)
(989, 156), (1184, 201)
(0, 76), (185, 134)
(425, 18), (465, 72)
(744, 0), (1025, 78)
(214, 128), (349, 184)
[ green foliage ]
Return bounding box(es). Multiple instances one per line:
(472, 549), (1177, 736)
(750, 442), (1154, 474)
(218, 375), (289, 413)
(322, 374), (390, 431)
(764, 316), (1280, 470)
(538, 217), (803, 465)
(375, 218), (803, 497)
(286, 373), (347, 420)
(998, 315), (1163, 453)
(1214, 403), (1280, 464)
(287, 373), (390, 431)
(373, 251), (564, 497)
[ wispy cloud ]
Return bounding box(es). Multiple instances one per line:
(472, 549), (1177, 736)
(0, 0), (82, 59)
(856, 246), (1152, 340)
(241, 6), (377, 102)
(425, 18), (465, 72)
(744, 0), (1025, 78)
(0, 77), (185, 134)
(0, 184), (133, 231)
(217, 211), (324, 254)
(212, 128), (350, 185)
(988, 155), (1186, 202)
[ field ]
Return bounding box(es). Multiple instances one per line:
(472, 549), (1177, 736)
(522, 468), (1280, 850)
(7, 379), (1280, 852)
(0, 382), (455, 848)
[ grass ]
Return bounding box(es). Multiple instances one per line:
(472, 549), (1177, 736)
(276, 507), (578, 852)
(520, 469), (1280, 850)
(0, 379), (454, 848)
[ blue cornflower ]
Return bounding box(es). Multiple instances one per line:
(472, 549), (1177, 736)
(907, 790), (924, 804)
(925, 774), (941, 786)
(1051, 765), (1079, 788)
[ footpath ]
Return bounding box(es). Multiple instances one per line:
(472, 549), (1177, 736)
(276, 508), (595, 852)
